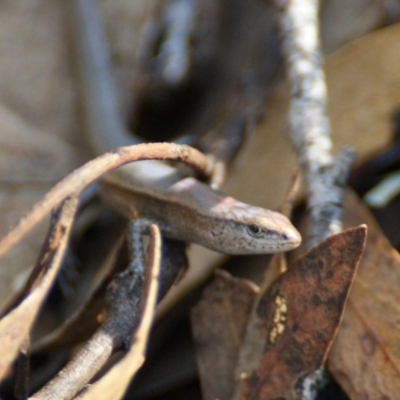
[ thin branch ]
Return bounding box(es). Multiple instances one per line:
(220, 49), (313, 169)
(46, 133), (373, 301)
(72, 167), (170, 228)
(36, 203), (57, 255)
(0, 143), (214, 258)
(277, 0), (355, 248)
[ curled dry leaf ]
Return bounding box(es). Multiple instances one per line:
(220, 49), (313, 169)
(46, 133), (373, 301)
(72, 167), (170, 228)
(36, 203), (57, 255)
(76, 224), (161, 400)
(0, 196), (78, 381)
(328, 190), (400, 399)
(30, 224), (161, 400)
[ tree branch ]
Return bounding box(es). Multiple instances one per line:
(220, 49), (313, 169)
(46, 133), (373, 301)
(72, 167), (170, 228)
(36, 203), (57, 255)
(277, 0), (355, 248)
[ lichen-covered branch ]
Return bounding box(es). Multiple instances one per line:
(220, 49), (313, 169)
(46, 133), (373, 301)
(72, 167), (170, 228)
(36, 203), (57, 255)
(277, 0), (355, 248)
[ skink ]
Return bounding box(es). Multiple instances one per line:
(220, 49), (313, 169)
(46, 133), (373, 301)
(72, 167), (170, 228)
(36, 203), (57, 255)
(72, 0), (301, 254)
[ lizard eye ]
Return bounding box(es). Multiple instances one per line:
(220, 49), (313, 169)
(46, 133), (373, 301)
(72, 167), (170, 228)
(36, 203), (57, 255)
(247, 224), (264, 237)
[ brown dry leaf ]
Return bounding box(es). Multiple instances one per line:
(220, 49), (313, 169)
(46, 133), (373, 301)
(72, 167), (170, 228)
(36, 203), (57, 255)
(191, 227), (366, 400)
(237, 226), (366, 400)
(328, 190), (400, 398)
(225, 23), (400, 210)
(191, 270), (260, 400)
(0, 196), (77, 381)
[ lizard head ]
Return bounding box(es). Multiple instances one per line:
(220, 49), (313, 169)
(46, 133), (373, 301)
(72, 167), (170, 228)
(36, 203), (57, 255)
(206, 200), (301, 255)
(167, 178), (301, 255)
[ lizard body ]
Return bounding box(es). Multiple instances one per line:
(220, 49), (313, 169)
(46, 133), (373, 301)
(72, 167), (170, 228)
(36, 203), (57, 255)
(72, 0), (301, 254)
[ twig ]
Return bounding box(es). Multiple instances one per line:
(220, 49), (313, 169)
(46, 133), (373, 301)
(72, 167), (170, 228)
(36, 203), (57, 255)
(30, 225), (161, 400)
(0, 143), (214, 258)
(277, 0), (355, 248)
